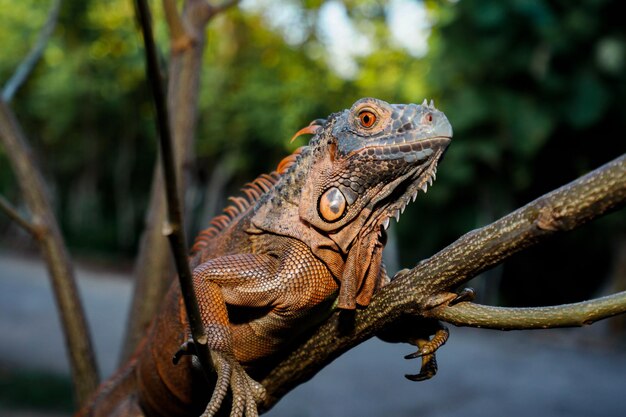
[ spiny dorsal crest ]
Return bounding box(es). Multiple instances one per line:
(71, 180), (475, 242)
(190, 146), (307, 255)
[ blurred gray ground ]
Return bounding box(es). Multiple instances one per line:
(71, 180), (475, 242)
(1, 250), (626, 417)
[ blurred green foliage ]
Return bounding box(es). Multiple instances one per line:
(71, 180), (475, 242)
(0, 0), (624, 304)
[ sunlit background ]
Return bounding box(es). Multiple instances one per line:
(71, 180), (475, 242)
(1, 0), (625, 416)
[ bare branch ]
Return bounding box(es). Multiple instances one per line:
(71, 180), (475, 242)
(0, 193), (39, 236)
(206, 0), (239, 18)
(122, 0), (237, 359)
(162, 0), (194, 52)
(193, 0), (239, 24)
(259, 154), (626, 411)
(1, 0), (62, 102)
(134, 0), (214, 373)
(0, 101), (99, 406)
(426, 292), (626, 330)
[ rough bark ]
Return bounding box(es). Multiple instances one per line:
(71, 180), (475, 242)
(259, 153), (626, 411)
(427, 292), (626, 329)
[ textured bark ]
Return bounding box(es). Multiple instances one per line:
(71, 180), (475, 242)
(608, 235), (626, 333)
(0, 101), (99, 406)
(259, 154), (626, 411)
(427, 292), (626, 329)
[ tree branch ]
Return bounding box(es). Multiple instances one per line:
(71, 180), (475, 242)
(162, 0), (194, 52)
(134, 0), (214, 373)
(1, 0), (62, 102)
(259, 153), (626, 411)
(203, 0), (239, 20)
(122, 0), (237, 361)
(0, 101), (100, 406)
(426, 291), (626, 330)
(0, 193), (39, 236)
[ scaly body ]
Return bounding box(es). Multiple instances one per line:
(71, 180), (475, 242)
(77, 98), (453, 417)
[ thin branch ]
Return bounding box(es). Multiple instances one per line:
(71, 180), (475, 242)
(122, 0), (236, 360)
(426, 291), (626, 330)
(1, 0), (62, 102)
(0, 101), (99, 406)
(162, 0), (194, 52)
(192, 0), (239, 24)
(134, 0), (214, 373)
(206, 0), (239, 19)
(259, 154), (626, 411)
(0, 194), (39, 236)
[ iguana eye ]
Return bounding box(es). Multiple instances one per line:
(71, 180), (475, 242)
(358, 110), (377, 128)
(319, 187), (346, 222)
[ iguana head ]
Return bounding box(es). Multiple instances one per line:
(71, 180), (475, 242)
(296, 98), (452, 308)
(252, 97), (452, 308)
(299, 97), (451, 238)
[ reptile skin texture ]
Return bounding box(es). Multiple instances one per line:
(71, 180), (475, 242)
(76, 98), (452, 417)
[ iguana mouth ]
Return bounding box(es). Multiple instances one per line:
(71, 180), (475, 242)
(359, 137), (451, 163)
(370, 146), (447, 234)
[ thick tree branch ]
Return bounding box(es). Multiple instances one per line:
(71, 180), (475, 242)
(259, 154), (626, 411)
(0, 193), (39, 236)
(1, 0), (62, 102)
(0, 101), (99, 406)
(134, 0), (214, 373)
(426, 291), (626, 330)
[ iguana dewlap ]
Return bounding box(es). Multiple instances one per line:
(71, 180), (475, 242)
(77, 97), (452, 417)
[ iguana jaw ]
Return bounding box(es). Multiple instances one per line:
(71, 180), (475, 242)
(369, 145), (447, 236)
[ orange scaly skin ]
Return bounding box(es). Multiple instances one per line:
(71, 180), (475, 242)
(76, 98), (452, 417)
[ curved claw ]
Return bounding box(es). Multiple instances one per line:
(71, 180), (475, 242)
(201, 351), (266, 417)
(405, 352), (438, 382)
(392, 268), (411, 281)
(173, 338), (195, 365)
(449, 287), (476, 306)
(404, 325), (449, 382)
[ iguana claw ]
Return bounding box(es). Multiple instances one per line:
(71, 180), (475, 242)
(391, 268), (411, 281)
(173, 339), (265, 417)
(202, 350), (266, 417)
(449, 287), (476, 306)
(172, 339), (195, 365)
(404, 325), (449, 382)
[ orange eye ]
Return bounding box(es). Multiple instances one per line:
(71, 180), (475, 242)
(358, 110), (377, 128)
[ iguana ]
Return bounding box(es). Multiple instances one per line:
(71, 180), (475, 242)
(77, 97), (454, 417)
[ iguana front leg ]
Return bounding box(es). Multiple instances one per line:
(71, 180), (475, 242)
(180, 253), (282, 417)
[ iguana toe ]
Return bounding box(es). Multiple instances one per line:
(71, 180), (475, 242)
(404, 325), (449, 382)
(201, 351), (264, 417)
(449, 287), (476, 306)
(172, 338), (195, 365)
(405, 351), (438, 382)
